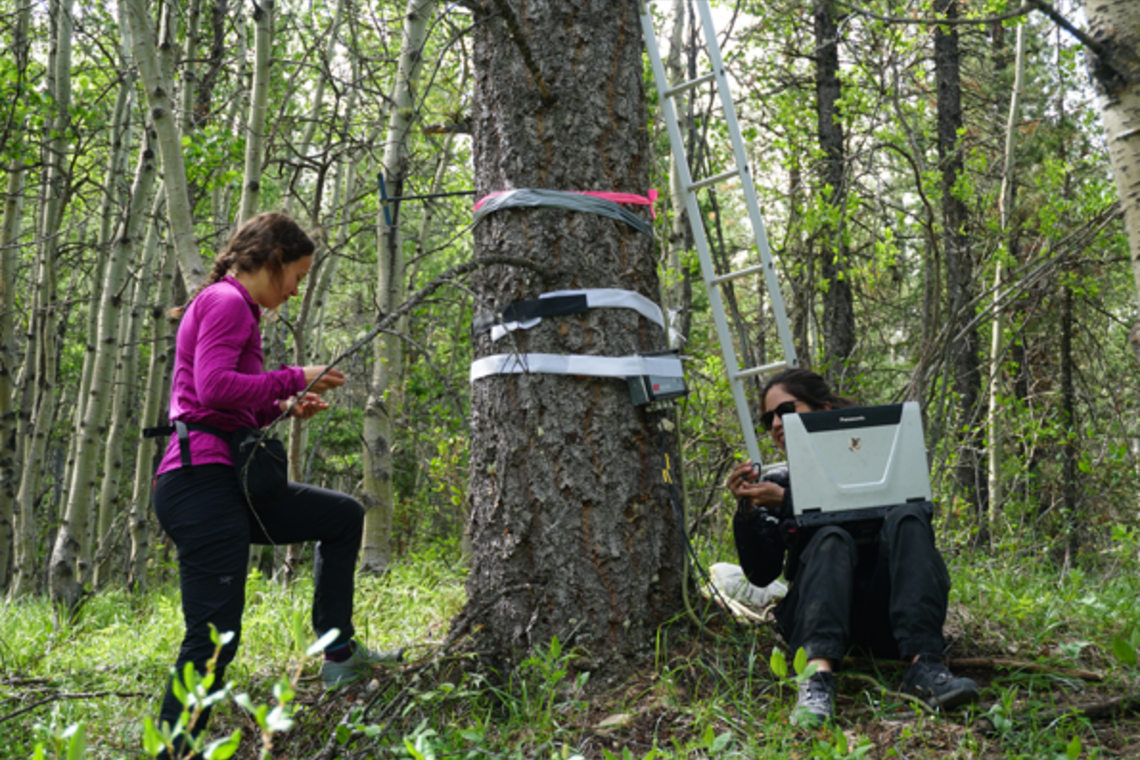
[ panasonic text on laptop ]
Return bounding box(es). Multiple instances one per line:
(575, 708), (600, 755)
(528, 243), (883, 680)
(782, 402), (932, 527)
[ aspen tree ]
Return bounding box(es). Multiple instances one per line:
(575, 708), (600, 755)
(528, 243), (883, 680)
(1080, 0), (1140, 355)
(128, 197), (173, 592)
(0, 0), (32, 592)
(236, 0), (274, 225)
(988, 23), (1027, 545)
(361, 0), (437, 575)
(12, 0), (75, 599)
(124, 0), (207, 290)
(49, 135), (158, 610)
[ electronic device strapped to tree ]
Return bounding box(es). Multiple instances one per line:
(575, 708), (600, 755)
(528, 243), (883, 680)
(627, 350), (688, 407)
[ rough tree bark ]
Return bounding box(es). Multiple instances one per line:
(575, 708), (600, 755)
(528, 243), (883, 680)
(935, 0), (986, 538)
(461, 0), (684, 676)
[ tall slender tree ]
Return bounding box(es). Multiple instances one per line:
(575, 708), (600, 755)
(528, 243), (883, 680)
(935, 0), (986, 536)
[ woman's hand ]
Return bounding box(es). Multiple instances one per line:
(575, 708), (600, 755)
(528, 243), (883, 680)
(726, 461), (785, 509)
(302, 365), (346, 394)
(281, 392), (329, 419)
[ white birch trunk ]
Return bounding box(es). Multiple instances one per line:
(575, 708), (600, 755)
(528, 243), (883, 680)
(1080, 1), (1140, 352)
(11, 0), (73, 600)
(49, 138), (158, 610)
(0, 0), (31, 593)
(128, 197), (173, 592)
(237, 0), (273, 225)
(987, 23), (1026, 545)
(360, 0), (436, 574)
(124, 0), (207, 291)
(215, 10), (248, 230)
(94, 150), (162, 588)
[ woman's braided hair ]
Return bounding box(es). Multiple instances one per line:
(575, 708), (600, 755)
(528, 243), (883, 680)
(760, 368), (854, 413)
(174, 212), (315, 315)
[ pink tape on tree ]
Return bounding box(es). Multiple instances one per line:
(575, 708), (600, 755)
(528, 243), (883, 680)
(474, 189), (659, 219)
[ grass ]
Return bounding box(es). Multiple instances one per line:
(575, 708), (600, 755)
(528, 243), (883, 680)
(2, 546), (1138, 759)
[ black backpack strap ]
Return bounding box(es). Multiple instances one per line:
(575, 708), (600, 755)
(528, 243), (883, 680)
(142, 421), (231, 469)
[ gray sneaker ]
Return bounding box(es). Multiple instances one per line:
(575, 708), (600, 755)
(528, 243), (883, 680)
(320, 642), (404, 688)
(792, 670), (835, 726)
(901, 654), (980, 709)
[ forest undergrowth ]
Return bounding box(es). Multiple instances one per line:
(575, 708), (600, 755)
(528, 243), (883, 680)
(3, 545), (1139, 760)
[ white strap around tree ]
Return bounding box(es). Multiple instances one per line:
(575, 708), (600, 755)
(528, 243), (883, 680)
(470, 352), (684, 383)
(490, 288), (665, 341)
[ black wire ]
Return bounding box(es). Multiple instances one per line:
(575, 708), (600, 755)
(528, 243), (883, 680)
(649, 407), (744, 641)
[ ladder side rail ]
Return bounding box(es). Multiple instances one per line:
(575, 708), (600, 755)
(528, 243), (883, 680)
(693, 0), (799, 368)
(639, 4), (764, 467)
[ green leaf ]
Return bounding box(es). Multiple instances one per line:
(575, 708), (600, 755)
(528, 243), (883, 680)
(1066, 734), (1082, 760)
(1112, 635), (1137, 667)
(336, 725), (351, 744)
(142, 718), (163, 756)
(770, 649), (787, 680)
(204, 730), (242, 760)
(181, 135), (192, 147)
(711, 731), (732, 753)
(67, 723), (86, 760)
(793, 647), (808, 676)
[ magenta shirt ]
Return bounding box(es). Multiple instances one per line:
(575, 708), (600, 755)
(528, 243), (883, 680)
(156, 277), (306, 475)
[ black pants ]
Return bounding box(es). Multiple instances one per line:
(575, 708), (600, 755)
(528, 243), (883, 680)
(154, 464), (364, 743)
(773, 502), (950, 664)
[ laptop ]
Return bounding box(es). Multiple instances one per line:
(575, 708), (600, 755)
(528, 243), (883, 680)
(782, 402), (933, 531)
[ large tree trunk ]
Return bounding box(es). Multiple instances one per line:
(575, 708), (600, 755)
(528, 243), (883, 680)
(360, 0), (437, 575)
(814, 0), (855, 389)
(1080, 0), (1140, 359)
(463, 0), (684, 674)
(935, 0), (986, 540)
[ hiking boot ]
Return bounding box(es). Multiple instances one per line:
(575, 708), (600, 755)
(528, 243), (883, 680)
(901, 654), (980, 709)
(320, 641), (404, 688)
(791, 670), (835, 726)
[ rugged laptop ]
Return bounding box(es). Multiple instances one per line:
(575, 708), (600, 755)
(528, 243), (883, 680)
(782, 402), (933, 529)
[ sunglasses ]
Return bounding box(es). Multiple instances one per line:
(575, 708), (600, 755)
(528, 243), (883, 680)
(760, 400), (799, 431)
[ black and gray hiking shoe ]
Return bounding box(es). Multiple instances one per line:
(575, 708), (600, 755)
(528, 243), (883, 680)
(792, 670), (835, 726)
(901, 654), (980, 709)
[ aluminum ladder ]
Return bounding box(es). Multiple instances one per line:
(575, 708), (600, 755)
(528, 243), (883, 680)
(639, 0), (798, 467)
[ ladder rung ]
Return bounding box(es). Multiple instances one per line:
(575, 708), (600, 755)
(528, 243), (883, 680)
(732, 361), (788, 381)
(664, 71), (716, 98)
(711, 263), (765, 286)
(687, 167), (740, 192)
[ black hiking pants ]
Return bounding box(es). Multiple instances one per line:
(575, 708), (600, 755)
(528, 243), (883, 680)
(773, 502), (950, 664)
(153, 464), (364, 750)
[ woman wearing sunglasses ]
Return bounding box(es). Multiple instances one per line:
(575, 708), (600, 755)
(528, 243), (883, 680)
(726, 368), (978, 726)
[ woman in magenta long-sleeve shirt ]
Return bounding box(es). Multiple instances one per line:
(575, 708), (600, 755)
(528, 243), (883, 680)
(153, 213), (393, 755)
